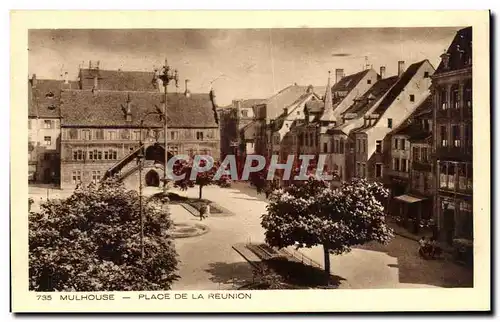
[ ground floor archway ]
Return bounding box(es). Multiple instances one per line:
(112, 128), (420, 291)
(145, 170), (160, 187)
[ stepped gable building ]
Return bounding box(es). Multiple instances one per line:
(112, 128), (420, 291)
(28, 75), (79, 184)
(57, 61), (219, 189)
(431, 26), (473, 245)
(349, 59), (435, 183)
(385, 96), (434, 234)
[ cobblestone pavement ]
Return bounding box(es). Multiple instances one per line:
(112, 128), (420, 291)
(29, 183), (473, 290)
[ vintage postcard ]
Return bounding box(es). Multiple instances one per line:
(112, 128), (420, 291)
(11, 10), (490, 313)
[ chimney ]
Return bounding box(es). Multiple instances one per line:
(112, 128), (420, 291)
(184, 79), (191, 98)
(440, 52), (451, 70)
(398, 61), (405, 76)
(31, 74), (37, 88)
(335, 69), (344, 84)
(380, 66), (386, 79)
(64, 72), (69, 84)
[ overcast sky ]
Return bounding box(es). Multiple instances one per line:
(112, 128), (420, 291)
(29, 28), (461, 106)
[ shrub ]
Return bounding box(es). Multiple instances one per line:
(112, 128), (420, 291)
(29, 178), (179, 291)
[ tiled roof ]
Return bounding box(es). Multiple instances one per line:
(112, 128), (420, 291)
(435, 27), (472, 74)
(372, 60), (428, 115)
(341, 76), (399, 116)
(261, 85), (314, 119)
(305, 100), (324, 113)
(60, 90), (218, 128)
(390, 96), (433, 140)
(79, 68), (158, 91)
(331, 69), (371, 107)
(28, 79), (78, 118)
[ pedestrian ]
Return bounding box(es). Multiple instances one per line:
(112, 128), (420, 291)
(199, 204), (207, 221)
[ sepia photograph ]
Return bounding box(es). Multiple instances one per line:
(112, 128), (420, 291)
(11, 10), (490, 313)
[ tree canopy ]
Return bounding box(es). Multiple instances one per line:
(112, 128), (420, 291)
(29, 178), (179, 291)
(261, 177), (394, 278)
(172, 158), (231, 199)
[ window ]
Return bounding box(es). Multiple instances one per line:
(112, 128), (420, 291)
(334, 140), (339, 153)
(363, 139), (367, 153)
(375, 163), (382, 178)
(132, 130), (141, 141)
(424, 71), (430, 78)
(106, 131), (117, 140)
(296, 111), (300, 115)
(439, 164), (448, 188)
(339, 140), (344, 154)
(72, 170), (82, 184)
(409, 94), (415, 102)
(413, 146), (419, 161)
(387, 118), (393, 129)
(401, 159), (407, 172)
(452, 125), (461, 147)
(88, 150), (94, 160)
(464, 84), (472, 109)
(440, 125), (448, 147)
(43, 120), (52, 129)
(92, 170), (101, 184)
(458, 163), (467, 191)
(44, 153), (51, 161)
(367, 79), (372, 84)
(451, 86), (460, 109)
(447, 163), (455, 190)
(196, 131), (204, 140)
(323, 142), (328, 153)
(73, 149), (84, 161)
(82, 130), (91, 140)
(401, 139), (406, 150)
(421, 147), (428, 162)
(393, 158), (400, 171)
(440, 89), (448, 109)
(375, 140), (382, 153)
(361, 163), (366, 177)
(95, 129), (104, 140)
(44, 136), (51, 145)
(357, 139), (361, 153)
(120, 129), (130, 140)
(394, 138), (399, 150)
(356, 162), (361, 177)
(104, 151), (109, 160)
(241, 110), (248, 117)
(170, 131), (178, 140)
(464, 123), (472, 147)
(413, 171), (421, 190)
(467, 163), (473, 190)
(69, 129), (78, 140)
(97, 151), (102, 160)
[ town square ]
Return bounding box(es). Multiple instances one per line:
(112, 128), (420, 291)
(27, 26), (475, 292)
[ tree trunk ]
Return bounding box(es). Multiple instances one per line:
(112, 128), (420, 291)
(199, 185), (203, 199)
(323, 244), (331, 283)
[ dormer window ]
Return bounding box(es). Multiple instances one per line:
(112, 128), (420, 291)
(45, 92), (55, 99)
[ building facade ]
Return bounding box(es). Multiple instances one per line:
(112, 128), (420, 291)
(432, 27), (473, 245)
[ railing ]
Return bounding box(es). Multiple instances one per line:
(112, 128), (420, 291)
(280, 248), (324, 270)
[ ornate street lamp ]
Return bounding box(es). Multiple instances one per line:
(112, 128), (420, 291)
(155, 58), (179, 194)
(137, 119), (145, 260)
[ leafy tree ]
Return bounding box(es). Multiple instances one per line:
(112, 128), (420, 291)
(172, 158), (230, 199)
(261, 177), (394, 281)
(29, 177), (179, 291)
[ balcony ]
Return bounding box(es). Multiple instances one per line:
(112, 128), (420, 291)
(387, 169), (409, 179)
(436, 145), (472, 160)
(412, 161), (432, 172)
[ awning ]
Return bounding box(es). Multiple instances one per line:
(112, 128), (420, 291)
(394, 194), (426, 204)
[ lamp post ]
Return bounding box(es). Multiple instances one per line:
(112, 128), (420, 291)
(157, 58), (179, 194)
(137, 120), (145, 260)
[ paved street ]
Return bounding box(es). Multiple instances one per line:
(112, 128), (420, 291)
(29, 182), (473, 290)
